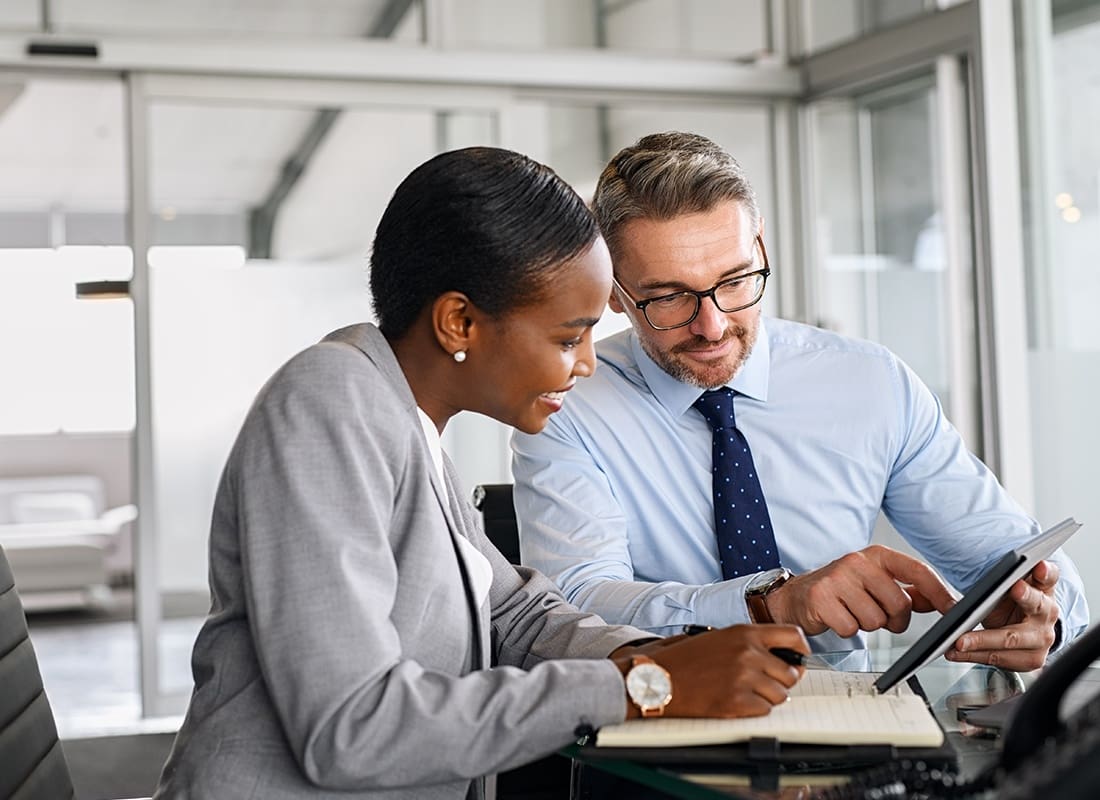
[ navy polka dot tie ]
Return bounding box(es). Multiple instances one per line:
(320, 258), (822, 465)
(693, 388), (781, 580)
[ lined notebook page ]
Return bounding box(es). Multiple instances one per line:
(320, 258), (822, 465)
(597, 671), (943, 748)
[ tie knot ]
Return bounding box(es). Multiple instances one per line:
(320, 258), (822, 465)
(693, 388), (736, 430)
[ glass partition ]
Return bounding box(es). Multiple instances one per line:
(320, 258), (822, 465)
(799, 0), (937, 54)
(806, 75), (979, 451)
(142, 89), (499, 710)
(1020, 1), (1100, 620)
(0, 74), (138, 735)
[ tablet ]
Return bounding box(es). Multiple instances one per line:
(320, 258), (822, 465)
(873, 517), (1081, 694)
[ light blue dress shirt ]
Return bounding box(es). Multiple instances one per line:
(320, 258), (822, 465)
(511, 317), (1088, 650)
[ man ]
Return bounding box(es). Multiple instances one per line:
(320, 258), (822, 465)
(511, 131), (1087, 667)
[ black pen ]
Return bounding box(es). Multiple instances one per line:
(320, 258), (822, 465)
(769, 647), (837, 671)
(682, 625), (714, 636)
(684, 629), (836, 672)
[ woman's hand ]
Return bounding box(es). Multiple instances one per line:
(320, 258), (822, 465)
(611, 624), (809, 719)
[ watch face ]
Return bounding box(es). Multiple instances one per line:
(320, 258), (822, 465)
(626, 663), (672, 710)
(747, 567), (789, 594)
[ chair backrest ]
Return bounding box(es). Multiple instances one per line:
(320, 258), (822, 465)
(0, 544), (75, 800)
(472, 484), (520, 565)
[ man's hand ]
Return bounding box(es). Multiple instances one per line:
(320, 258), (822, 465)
(611, 624), (809, 719)
(946, 559), (1061, 671)
(763, 545), (956, 637)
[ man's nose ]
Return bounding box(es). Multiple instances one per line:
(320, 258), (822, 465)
(688, 294), (729, 341)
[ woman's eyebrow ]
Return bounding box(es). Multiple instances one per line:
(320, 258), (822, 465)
(559, 315), (601, 329)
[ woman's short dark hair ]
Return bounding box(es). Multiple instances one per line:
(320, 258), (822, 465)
(370, 147), (599, 340)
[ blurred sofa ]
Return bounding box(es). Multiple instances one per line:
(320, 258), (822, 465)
(0, 475), (136, 610)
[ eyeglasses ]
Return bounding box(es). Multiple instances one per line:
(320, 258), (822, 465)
(612, 235), (770, 331)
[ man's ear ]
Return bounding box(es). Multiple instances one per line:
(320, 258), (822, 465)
(431, 291), (474, 358)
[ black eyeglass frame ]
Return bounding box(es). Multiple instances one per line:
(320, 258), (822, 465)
(611, 235), (771, 331)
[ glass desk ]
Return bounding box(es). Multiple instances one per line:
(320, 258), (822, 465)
(566, 648), (1100, 800)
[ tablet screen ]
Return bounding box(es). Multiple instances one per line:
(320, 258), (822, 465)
(873, 517), (1081, 694)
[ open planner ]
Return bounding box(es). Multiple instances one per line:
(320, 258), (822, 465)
(596, 670), (943, 749)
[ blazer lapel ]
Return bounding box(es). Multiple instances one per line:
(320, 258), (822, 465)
(323, 323), (489, 670)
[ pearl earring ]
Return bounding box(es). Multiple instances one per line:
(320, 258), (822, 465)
(453, 350), (467, 363)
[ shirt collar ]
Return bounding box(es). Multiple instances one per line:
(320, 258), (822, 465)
(629, 317), (771, 418)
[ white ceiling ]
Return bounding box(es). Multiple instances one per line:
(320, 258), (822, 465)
(6, 0), (397, 39)
(0, 2), (1096, 230)
(0, 0), (409, 216)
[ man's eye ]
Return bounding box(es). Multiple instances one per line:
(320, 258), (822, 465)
(652, 293), (689, 307)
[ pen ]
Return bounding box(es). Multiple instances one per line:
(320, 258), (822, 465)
(684, 629), (836, 672)
(769, 647), (837, 671)
(682, 625), (714, 636)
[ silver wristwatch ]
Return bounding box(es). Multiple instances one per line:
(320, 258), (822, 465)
(745, 566), (792, 624)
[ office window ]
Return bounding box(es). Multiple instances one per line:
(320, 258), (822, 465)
(143, 95), (496, 705)
(0, 248), (134, 435)
(799, 0), (937, 54)
(0, 77), (132, 435)
(1020, 3), (1100, 618)
(805, 76), (978, 449)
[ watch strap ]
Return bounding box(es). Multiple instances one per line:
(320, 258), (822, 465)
(747, 589), (775, 624)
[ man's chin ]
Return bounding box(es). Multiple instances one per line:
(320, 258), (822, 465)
(649, 348), (738, 389)
(642, 334), (754, 389)
(676, 358), (740, 389)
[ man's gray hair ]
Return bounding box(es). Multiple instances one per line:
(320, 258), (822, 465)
(592, 131), (759, 260)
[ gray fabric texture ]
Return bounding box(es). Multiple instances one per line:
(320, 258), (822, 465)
(0, 544), (76, 800)
(153, 323), (643, 800)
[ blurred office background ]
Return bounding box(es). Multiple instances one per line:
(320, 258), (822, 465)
(0, 0), (1097, 769)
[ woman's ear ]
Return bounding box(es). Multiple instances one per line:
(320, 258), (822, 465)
(431, 291), (474, 359)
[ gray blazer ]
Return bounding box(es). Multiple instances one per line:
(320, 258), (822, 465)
(154, 324), (645, 800)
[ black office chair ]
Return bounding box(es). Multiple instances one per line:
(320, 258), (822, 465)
(0, 545), (157, 800)
(472, 483), (522, 564)
(0, 543), (76, 800)
(472, 484), (572, 799)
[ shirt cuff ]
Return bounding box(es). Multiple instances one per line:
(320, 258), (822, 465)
(692, 574), (756, 626)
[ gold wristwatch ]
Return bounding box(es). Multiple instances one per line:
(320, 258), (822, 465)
(624, 656), (673, 717)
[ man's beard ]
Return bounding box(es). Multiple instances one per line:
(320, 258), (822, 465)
(640, 317), (759, 389)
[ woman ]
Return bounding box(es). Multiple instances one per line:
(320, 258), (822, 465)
(153, 147), (809, 800)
